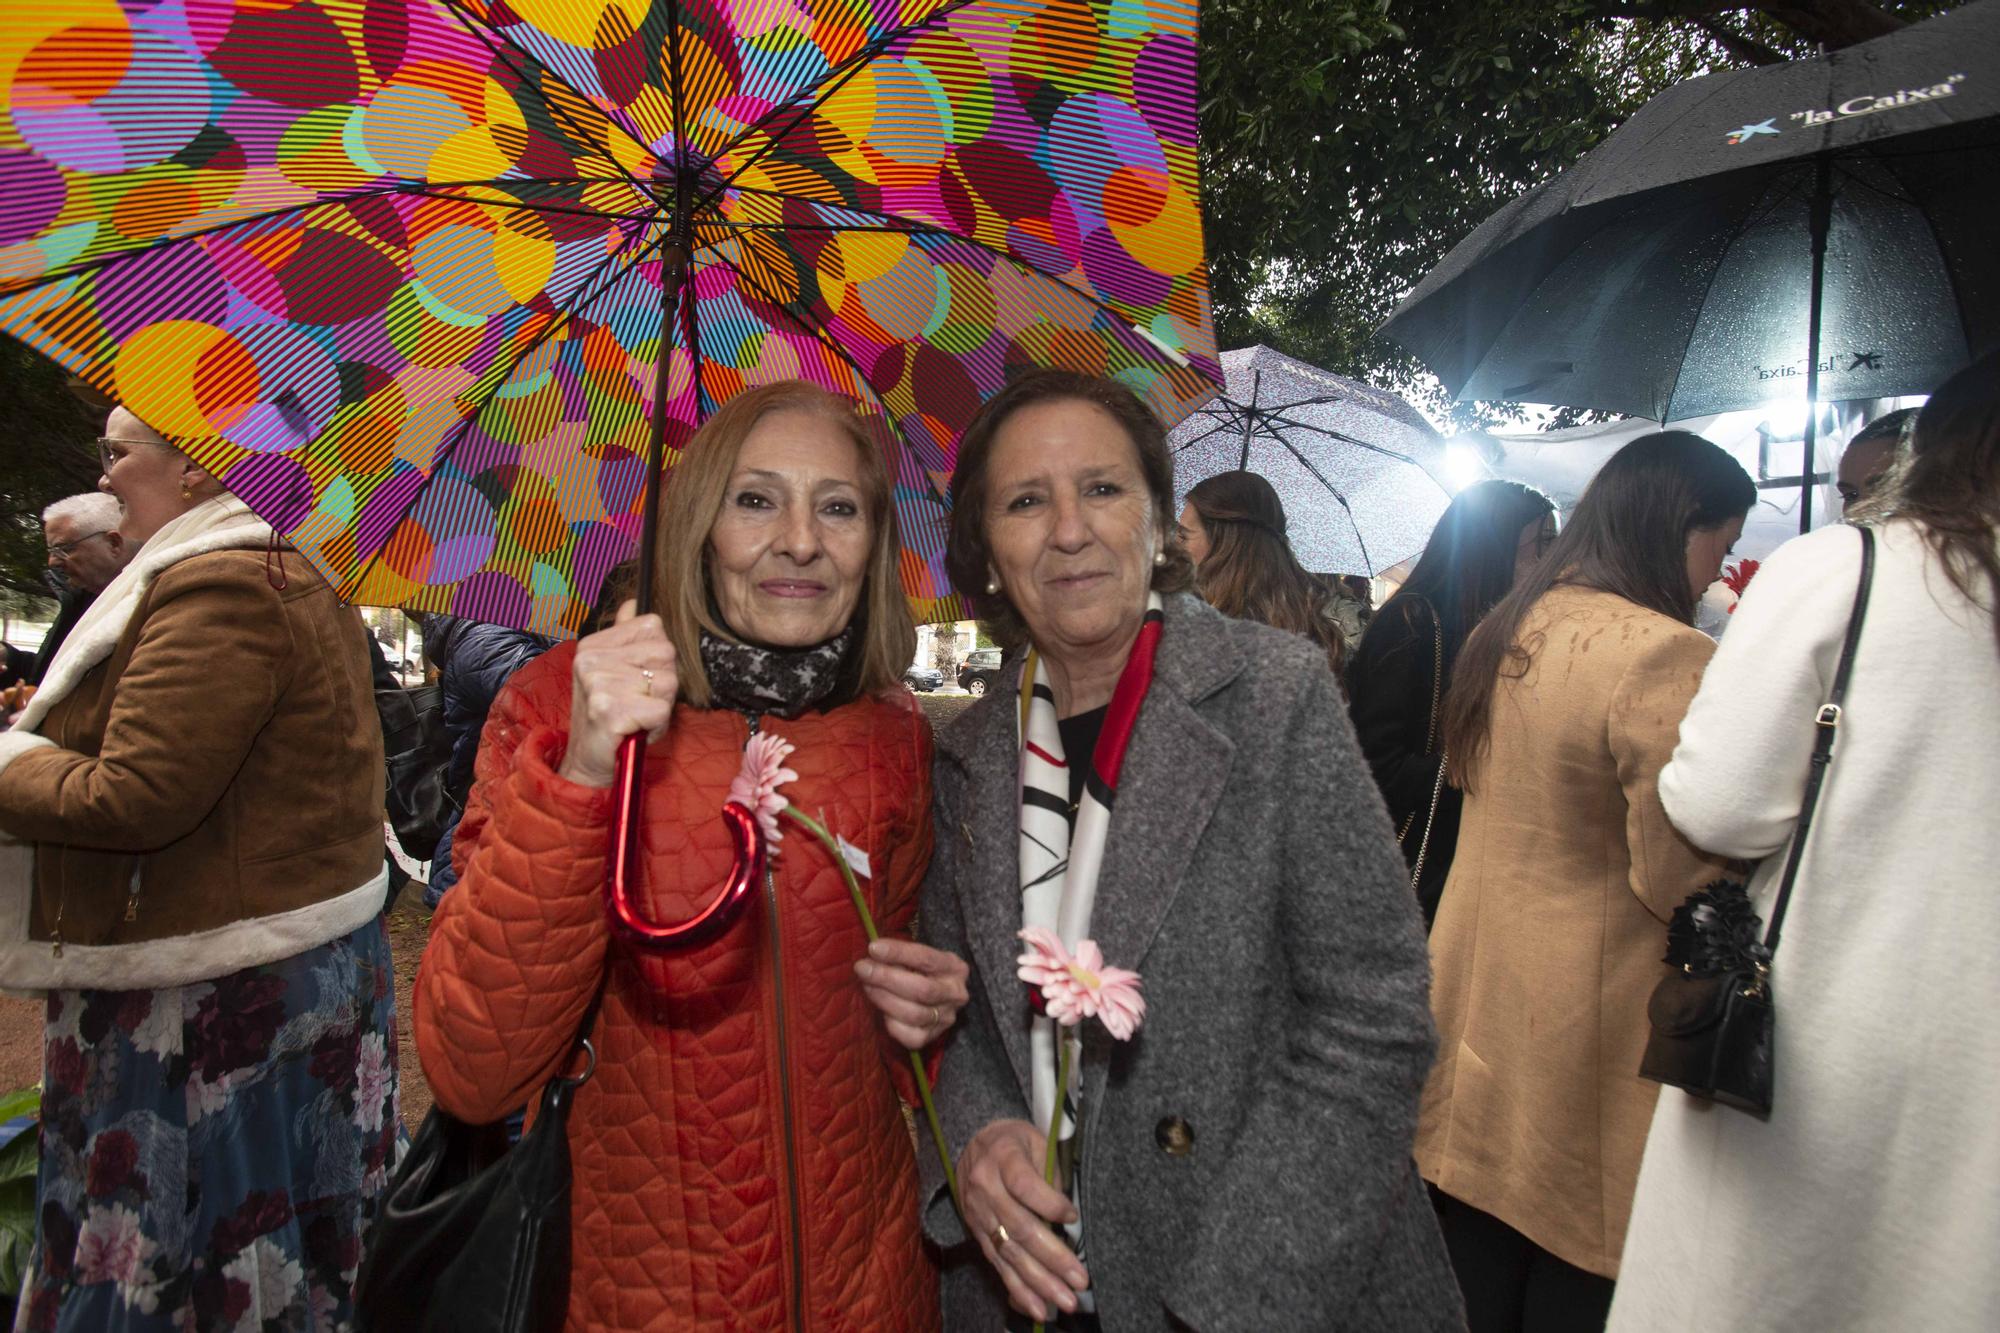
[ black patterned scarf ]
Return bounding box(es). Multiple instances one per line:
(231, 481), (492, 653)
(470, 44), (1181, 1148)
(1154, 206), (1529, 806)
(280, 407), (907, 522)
(699, 626), (854, 718)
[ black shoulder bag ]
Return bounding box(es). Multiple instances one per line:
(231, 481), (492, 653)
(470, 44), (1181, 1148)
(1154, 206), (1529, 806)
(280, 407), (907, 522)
(355, 982), (603, 1332)
(1639, 525), (1874, 1117)
(376, 683), (457, 862)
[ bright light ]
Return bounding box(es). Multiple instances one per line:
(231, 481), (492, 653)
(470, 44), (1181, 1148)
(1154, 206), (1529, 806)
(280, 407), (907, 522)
(1757, 399), (1811, 438)
(1442, 440), (1487, 493)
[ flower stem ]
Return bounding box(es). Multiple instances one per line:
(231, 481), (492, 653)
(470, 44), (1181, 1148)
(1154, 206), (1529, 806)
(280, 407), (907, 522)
(780, 805), (964, 1222)
(1032, 1037), (1072, 1333)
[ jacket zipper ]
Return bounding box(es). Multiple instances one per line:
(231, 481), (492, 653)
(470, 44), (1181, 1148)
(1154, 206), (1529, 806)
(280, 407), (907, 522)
(749, 714), (808, 1333)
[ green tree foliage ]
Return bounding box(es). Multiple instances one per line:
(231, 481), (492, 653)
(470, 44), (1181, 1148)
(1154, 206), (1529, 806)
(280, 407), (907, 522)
(0, 342), (104, 600)
(1199, 0), (1953, 422)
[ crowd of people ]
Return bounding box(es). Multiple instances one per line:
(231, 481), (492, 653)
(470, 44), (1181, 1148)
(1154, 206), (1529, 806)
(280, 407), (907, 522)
(0, 351), (1993, 1331)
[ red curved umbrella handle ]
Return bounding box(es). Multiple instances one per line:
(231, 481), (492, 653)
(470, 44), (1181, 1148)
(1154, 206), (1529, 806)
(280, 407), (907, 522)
(604, 733), (765, 950)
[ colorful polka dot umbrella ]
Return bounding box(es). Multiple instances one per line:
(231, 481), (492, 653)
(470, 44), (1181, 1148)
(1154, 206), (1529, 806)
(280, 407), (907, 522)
(0, 0), (1221, 636)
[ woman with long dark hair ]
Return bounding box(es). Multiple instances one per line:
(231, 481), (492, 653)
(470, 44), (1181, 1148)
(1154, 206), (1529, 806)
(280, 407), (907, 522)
(1415, 433), (1754, 1333)
(1177, 470), (1347, 674)
(1613, 354), (2000, 1332)
(1347, 480), (1555, 925)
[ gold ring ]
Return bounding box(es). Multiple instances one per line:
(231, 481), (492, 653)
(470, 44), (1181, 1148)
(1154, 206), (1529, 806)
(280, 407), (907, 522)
(930, 1004), (942, 1028)
(990, 1222), (1011, 1249)
(640, 667), (654, 697)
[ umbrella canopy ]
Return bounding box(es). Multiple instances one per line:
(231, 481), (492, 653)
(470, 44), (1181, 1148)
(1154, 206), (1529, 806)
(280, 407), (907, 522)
(0, 0), (1220, 635)
(1168, 345), (1450, 576)
(1379, 2), (1998, 424)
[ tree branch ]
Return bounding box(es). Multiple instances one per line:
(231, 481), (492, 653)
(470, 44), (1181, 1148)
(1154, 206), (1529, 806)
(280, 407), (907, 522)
(1590, 0), (1907, 50)
(1694, 15), (1788, 64)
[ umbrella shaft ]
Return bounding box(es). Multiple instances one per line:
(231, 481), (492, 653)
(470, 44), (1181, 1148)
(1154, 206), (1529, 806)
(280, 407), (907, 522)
(1800, 156), (1832, 536)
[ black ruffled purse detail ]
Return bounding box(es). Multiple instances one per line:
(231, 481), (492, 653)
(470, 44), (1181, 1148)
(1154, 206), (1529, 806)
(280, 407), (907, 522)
(1639, 881), (1774, 1114)
(1639, 525), (1875, 1120)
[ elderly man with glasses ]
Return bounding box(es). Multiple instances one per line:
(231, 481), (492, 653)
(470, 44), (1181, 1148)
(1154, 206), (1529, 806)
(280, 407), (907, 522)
(28, 491), (131, 686)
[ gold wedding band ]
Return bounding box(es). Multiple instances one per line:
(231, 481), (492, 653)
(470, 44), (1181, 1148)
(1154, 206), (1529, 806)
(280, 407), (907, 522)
(990, 1222), (1011, 1249)
(640, 668), (654, 697)
(930, 1004), (942, 1028)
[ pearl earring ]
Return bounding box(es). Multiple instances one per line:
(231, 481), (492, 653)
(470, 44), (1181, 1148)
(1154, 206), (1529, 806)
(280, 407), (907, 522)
(985, 578), (1001, 595)
(1153, 550), (1167, 567)
(180, 483), (194, 502)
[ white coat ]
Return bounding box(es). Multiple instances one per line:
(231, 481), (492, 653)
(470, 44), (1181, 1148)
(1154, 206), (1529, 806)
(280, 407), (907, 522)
(1610, 521), (2000, 1332)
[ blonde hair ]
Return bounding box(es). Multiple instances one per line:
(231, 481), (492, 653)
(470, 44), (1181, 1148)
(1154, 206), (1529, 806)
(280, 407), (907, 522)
(651, 381), (916, 707)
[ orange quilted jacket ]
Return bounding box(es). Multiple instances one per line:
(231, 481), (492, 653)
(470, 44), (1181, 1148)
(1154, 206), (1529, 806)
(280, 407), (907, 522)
(413, 643), (939, 1332)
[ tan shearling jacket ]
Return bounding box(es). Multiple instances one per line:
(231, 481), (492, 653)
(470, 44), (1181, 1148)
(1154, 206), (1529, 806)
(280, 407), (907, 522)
(0, 547), (385, 989)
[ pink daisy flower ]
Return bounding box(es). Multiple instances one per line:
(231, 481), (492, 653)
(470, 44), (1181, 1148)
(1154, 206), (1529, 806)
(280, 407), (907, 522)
(1016, 927), (1145, 1040)
(728, 732), (798, 847)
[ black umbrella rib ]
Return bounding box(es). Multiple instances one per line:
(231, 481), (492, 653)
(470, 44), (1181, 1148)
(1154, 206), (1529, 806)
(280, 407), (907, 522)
(0, 176), (662, 305)
(1870, 153), (1977, 348)
(434, 0), (661, 216)
(713, 186), (1189, 363)
(662, 0), (693, 193)
(1169, 420), (1238, 454)
(1256, 410), (1426, 467)
(396, 185), (647, 225)
(699, 218), (947, 237)
(1656, 183), (1779, 423)
(339, 216), (669, 602)
(701, 0), (985, 208)
(1269, 432), (1372, 573)
(0, 178), (590, 298)
(709, 249), (954, 510)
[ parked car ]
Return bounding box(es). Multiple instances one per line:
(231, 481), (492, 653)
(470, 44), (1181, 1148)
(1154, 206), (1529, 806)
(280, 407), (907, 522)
(902, 664), (945, 693)
(957, 647), (1005, 697)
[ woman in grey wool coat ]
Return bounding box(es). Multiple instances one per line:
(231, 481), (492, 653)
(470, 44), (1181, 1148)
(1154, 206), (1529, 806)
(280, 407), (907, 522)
(915, 369), (1464, 1332)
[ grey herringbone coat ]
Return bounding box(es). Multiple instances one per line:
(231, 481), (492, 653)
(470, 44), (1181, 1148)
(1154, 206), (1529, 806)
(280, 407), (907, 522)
(919, 595), (1464, 1332)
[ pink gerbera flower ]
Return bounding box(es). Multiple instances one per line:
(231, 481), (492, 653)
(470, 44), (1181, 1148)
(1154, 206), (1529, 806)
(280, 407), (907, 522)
(1016, 927), (1145, 1040)
(728, 732), (798, 847)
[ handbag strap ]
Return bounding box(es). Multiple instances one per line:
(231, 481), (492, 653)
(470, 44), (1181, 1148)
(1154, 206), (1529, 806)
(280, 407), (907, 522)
(1763, 525), (1874, 956)
(1395, 600), (1447, 847)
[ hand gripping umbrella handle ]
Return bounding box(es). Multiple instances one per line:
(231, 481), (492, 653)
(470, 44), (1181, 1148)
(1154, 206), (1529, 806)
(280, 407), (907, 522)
(604, 733), (765, 950)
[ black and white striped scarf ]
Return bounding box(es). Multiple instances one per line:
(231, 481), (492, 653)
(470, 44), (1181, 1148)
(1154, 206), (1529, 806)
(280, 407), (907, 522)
(1017, 593), (1165, 1294)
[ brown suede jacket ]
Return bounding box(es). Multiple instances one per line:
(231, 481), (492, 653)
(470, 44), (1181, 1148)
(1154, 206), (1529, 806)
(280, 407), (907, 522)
(0, 549), (385, 983)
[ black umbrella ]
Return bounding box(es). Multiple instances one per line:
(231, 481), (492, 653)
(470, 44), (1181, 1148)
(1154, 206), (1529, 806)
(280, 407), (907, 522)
(1379, 1), (1999, 531)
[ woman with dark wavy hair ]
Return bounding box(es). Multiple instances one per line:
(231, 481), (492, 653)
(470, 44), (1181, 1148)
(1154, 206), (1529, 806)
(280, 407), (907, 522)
(1417, 432), (1754, 1332)
(1347, 480), (1555, 926)
(1176, 470), (1346, 675)
(1613, 353), (2000, 1332)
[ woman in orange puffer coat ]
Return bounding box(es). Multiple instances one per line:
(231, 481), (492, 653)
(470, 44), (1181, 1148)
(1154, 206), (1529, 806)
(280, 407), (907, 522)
(414, 382), (970, 1331)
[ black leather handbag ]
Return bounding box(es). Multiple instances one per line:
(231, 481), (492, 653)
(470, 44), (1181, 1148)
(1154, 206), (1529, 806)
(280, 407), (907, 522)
(355, 1026), (597, 1332)
(377, 682), (457, 862)
(1640, 525), (1875, 1118)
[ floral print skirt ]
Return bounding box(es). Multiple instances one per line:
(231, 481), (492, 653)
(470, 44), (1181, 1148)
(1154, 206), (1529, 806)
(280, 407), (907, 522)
(12, 919), (400, 1333)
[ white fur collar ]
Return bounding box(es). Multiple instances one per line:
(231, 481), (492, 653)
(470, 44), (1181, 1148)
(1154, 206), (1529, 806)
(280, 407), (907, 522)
(17, 494), (274, 734)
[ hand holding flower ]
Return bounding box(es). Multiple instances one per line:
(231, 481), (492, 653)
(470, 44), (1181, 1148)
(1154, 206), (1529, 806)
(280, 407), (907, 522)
(1011, 928), (1144, 1332)
(958, 1119), (1089, 1322)
(855, 938), (968, 1051)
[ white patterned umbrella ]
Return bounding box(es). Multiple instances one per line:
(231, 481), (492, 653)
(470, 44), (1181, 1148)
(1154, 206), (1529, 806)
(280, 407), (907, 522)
(1169, 346), (1452, 575)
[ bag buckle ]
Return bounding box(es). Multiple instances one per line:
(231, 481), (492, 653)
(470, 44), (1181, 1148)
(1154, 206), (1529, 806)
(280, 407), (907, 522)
(1815, 703), (1842, 729)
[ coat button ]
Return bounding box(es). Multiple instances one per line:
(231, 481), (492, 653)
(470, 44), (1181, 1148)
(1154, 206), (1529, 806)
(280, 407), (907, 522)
(1155, 1116), (1194, 1157)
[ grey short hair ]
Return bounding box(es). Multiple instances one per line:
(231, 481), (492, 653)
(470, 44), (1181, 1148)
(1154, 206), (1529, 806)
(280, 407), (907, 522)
(43, 492), (120, 533)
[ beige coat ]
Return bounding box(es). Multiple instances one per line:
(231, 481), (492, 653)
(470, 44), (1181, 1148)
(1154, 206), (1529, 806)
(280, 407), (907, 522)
(1415, 585), (1730, 1278)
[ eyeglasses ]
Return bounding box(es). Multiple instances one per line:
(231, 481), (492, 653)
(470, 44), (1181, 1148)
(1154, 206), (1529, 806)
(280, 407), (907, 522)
(48, 529), (111, 559)
(96, 435), (153, 475)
